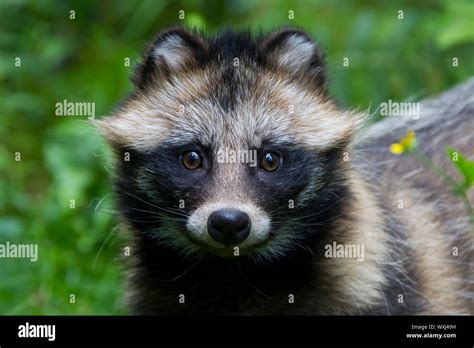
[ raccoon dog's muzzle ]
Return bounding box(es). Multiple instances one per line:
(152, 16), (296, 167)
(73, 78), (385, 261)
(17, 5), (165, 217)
(186, 201), (271, 255)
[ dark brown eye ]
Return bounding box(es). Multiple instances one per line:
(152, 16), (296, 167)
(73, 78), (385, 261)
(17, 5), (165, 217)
(182, 151), (202, 170)
(260, 152), (281, 172)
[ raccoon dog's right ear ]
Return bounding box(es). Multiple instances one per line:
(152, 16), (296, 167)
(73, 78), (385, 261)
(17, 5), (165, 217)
(133, 27), (208, 89)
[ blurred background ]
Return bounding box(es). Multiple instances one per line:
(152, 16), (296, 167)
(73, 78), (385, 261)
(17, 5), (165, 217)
(0, 0), (473, 314)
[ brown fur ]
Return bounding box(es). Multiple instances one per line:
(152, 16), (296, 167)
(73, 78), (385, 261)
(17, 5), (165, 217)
(355, 78), (474, 314)
(97, 28), (473, 315)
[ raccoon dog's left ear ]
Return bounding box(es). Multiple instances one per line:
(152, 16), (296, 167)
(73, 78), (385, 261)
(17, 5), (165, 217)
(261, 28), (326, 92)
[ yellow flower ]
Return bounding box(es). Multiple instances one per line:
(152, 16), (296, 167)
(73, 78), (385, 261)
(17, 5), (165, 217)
(390, 129), (416, 155)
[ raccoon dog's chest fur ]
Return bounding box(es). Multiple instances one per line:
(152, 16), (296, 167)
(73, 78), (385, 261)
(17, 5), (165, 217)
(98, 27), (473, 315)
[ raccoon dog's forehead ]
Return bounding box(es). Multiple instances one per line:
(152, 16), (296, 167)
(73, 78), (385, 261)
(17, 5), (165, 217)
(98, 27), (360, 152)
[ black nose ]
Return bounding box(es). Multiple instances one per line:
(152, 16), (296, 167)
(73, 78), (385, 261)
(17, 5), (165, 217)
(207, 209), (251, 246)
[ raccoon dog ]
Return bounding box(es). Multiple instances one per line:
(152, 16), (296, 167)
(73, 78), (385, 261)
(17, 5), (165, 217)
(97, 27), (473, 315)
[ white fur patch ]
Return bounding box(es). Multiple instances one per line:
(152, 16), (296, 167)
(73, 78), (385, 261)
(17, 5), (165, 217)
(152, 35), (191, 70)
(275, 35), (315, 73)
(186, 201), (271, 250)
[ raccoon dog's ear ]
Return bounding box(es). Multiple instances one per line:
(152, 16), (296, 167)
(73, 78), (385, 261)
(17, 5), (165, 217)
(133, 27), (207, 89)
(261, 28), (326, 92)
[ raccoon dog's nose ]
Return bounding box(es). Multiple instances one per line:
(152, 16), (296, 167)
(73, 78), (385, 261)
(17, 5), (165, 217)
(207, 209), (251, 246)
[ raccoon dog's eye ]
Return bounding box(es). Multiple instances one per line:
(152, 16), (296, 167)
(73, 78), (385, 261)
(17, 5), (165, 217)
(260, 152), (281, 172)
(182, 151), (202, 170)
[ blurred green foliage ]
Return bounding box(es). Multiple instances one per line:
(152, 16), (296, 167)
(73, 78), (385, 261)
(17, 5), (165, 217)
(0, 0), (473, 314)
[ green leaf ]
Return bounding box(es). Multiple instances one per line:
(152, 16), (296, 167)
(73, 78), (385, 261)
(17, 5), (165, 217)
(448, 147), (474, 189)
(185, 12), (207, 30)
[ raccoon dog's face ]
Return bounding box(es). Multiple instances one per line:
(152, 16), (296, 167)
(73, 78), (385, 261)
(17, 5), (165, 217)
(99, 28), (359, 262)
